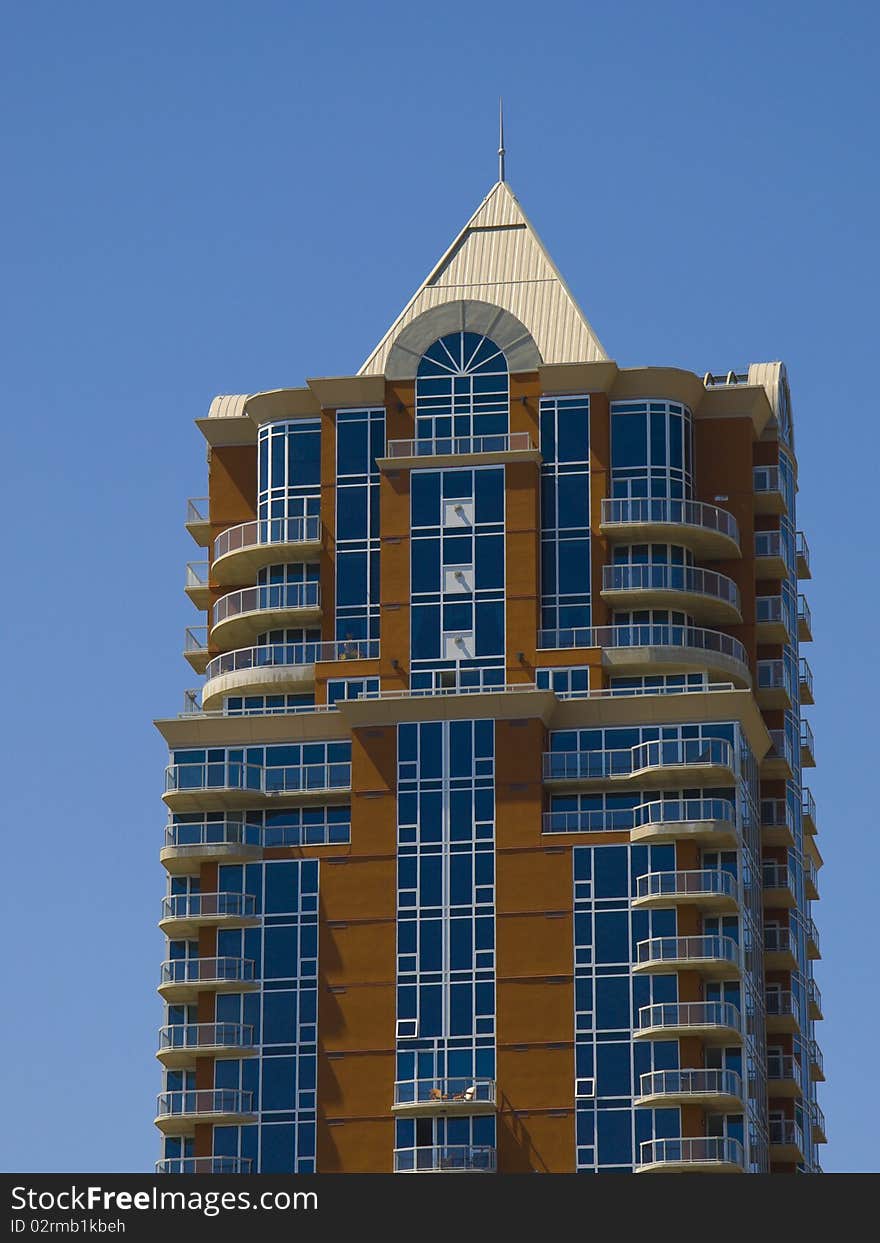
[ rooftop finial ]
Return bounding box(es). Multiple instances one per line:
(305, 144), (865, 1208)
(498, 97), (506, 183)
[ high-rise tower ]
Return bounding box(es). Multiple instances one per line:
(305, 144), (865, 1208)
(156, 177), (823, 1173)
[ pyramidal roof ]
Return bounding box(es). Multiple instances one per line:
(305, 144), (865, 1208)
(358, 180), (607, 375)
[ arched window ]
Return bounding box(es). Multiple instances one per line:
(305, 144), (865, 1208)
(415, 332), (509, 445)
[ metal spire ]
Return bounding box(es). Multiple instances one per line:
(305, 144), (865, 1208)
(498, 97), (506, 183)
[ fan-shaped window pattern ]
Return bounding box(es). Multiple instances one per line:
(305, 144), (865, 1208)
(415, 332), (509, 445)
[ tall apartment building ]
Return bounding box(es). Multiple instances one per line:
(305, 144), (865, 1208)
(155, 175), (824, 1174)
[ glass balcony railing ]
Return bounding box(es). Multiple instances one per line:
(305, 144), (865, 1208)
(769, 1120), (805, 1151)
(637, 1068), (742, 1102)
(214, 516), (321, 562)
(635, 869), (737, 904)
(536, 623), (748, 669)
(156, 1157), (252, 1175)
(767, 1054), (804, 1090)
(384, 432), (534, 460)
(204, 640), (379, 683)
(810, 1039), (824, 1077)
(805, 916), (821, 956)
(757, 660), (796, 701)
(802, 788), (817, 832)
(160, 892), (257, 922)
(800, 719), (816, 763)
(159, 957), (256, 988)
(796, 531), (811, 577)
(544, 738), (735, 783)
(164, 817), (350, 853)
(798, 594), (812, 638)
(184, 626), (208, 654)
(600, 497), (739, 545)
(542, 797), (735, 836)
(808, 977), (823, 1018)
(636, 1000), (742, 1037)
(165, 761), (351, 797)
(762, 864), (796, 896)
(156, 1089), (254, 1122)
(185, 561), (209, 591)
(157, 1023), (255, 1055)
(393, 1145), (497, 1173)
(635, 934), (739, 969)
(799, 657), (814, 699)
(637, 1137), (744, 1171)
(392, 1079), (496, 1109)
(765, 730), (795, 773)
(755, 530), (787, 561)
(186, 497), (210, 526)
(212, 582), (321, 628)
(602, 563), (741, 614)
(765, 990), (796, 1021)
(764, 927), (795, 956)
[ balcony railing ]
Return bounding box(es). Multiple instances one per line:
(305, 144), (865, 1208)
(159, 957), (256, 988)
(757, 659), (796, 702)
(384, 432), (534, 460)
(393, 1145), (497, 1173)
(635, 934), (739, 969)
(808, 977), (823, 1018)
(204, 639), (379, 683)
(165, 761), (351, 797)
(637, 1068), (742, 1102)
(762, 864), (796, 896)
(392, 1079), (496, 1108)
(800, 719), (816, 763)
(157, 1022), (255, 1055)
(156, 1157), (253, 1175)
(536, 623), (748, 669)
(767, 1054), (804, 1089)
(185, 561), (209, 590)
(765, 730), (795, 773)
(164, 817), (350, 853)
(764, 926), (795, 956)
(544, 738), (734, 784)
(635, 869), (737, 904)
(602, 563), (741, 614)
(805, 915), (821, 956)
(637, 1001), (742, 1037)
(802, 788), (817, 832)
(155, 1089), (254, 1122)
(799, 657), (814, 700)
(796, 530), (811, 577)
(810, 1038), (824, 1077)
(798, 594), (812, 638)
(184, 626), (208, 654)
(160, 892), (257, 922)
(213, 516), (321, 562)
(765, 990), (796, 1020)
(637, 1137), (744, 1172)
(186, 497), (210, 526)
(769, 1120), (805, 1150)
(754, 530), (787, 562)
(542, 797), (735, 836)
(600, 497), (739, 545)
(212, 582), (320, 628)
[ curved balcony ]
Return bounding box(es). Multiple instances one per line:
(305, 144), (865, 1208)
(210, 582), (321, 649)
(543, 738), (736, 792)
(163, 760), (351, 811)
(595, 624), (750, 687)
(635, 1001), (742, 1045)
(636, 1137), (744, 1174)
(201, 638), (378, 709)
(392, 1079), (496, 1116)
(765, 990), (800, 1035)
(767, 1054), (805, 1099)
(601, 564), (742, 625)
(634, 934), (740, 978)
(762, 865), (797, 909)
(764, 926), (797, 971)
(212, 516), (322, 587)
(600, 498), (740, 559)
(155, 1089), (255, 1135)
(157, 1156), (253, 1175)
(633, 868), (738, 912)
(630, 797), (738, 847)
(393, 1145), (497, 1173)
(769, 1119), (806, 1164)
(158, 957), (257, 1003)
(635, 1068), (744, 1111)
(156, 1023), (257, 1068)
(159, 891), (259, 938)
(161, 819), (263, 874)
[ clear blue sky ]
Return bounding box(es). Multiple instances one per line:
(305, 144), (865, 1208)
(1, 0), (875, 1173)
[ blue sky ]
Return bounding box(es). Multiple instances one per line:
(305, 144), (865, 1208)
(1, 0), (876, 1172)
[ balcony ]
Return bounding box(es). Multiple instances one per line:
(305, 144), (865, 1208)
(538, 622), (751, 686)
(211, 582), (321, 649)
(156, 1156), (253, 1175)
(634, 934), (740, 978)
(378, 431), (539, 471)
(635, 1068), (744, 1111)
(161, 819), (263, 874)
(799, 658), (814, 705)
(805, 916), (821, 960)
(158, 891), (259, 938)
(201, 638), (378, 710)
(163, 760), (351, 812)
(764, 926), (798, 971)
(393, 1145), (497, 1173)
(796, 531), (811, 579)
(185, 497), (212, 547)
(800, 720), (816, 768)
(756, 660), (795, 710)
(391, 1079), (496, 1116)
(762, 865), (797, 909)
(809, 1038), (825, 1082)
(157, 956), (258, 1003)
(797, 595), (813, 642)
(212, 516), (322, 587)
(767, 1054), (805, 1099)
(633, 868), (738, 912)
(156, 1022), (257, 1068)
(761, 730), (794, 780)
(600, 563), (742, 625)
(769, 1119), (806, 1164)
(808, 978), (823, 1021)
(635, 1001), (743, 1045)
(805, 858), (820, 901)
(184, 626), (209, 675)
(636, 1137), (744, 1174)
(754, 530), (789, 578)
(755, 595), (791, 644)
(802, 789), (817, 836)
(155, 1089), (255, 1135)
(765, 991), (800, 1035)
(630, 798), (739, 846)
(812, 1101), (828, 1144)
(599, 497), (740, 559)
(760, 799), (796, 848)
(753, 466), (787, 515)
(185, 561), (211, 610)
(544, 738), (736, 792)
